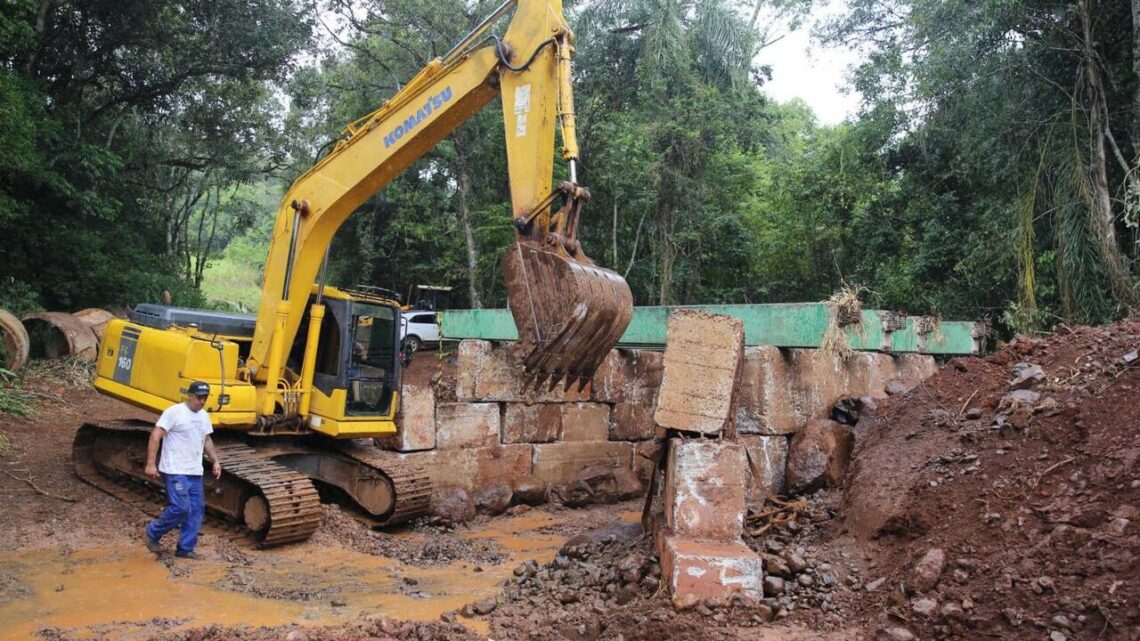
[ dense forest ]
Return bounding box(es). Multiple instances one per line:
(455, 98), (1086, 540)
(1, 0), (1138, 334)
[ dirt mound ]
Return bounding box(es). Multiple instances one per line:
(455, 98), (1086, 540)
(840, 319), (1140, 640)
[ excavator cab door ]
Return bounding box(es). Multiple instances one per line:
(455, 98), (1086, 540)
(293, 296), (403, 418)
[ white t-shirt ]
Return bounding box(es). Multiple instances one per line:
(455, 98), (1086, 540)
(156, 402), (214, 475)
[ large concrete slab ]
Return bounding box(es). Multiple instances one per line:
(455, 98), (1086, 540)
(436, 402), (500, 449)
(560, 402), (610, 441)
(736, 347), (937, 434)
(654, 309), (745, 436)
(741, 435), (788, 500)
(660, 535), (764, 609)
(531, 441), (633, 485)
(456, 340), (590, 403)
(376, 384), (436, 452)
(591, 349), (664, 405)
(399, 444), (533, 492)
(502, 402), (562, 444)
(664, 439), (747, 540)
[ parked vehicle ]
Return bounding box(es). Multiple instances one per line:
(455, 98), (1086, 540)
(401, 311), (440, 352)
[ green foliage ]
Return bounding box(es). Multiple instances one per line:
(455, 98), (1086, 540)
(0, 368), (32, 417)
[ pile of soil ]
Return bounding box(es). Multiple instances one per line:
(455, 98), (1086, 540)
(838, 319), (1139, 640)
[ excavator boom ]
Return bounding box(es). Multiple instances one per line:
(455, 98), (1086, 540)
(250, 0), (631, 399)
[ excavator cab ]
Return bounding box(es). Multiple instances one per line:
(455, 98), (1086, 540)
(289, 287), (403, 421)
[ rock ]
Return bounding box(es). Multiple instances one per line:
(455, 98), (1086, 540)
(473, 597), (498, 615)
(964, 407), (983, 420)
(1002, 389), (1041, 407)
(1010, 364), (1045, 390)
(1052, 614), (1073, 630)
(909, 548), (945, 592)
(785, 552), (808, 574)
(511, 476), (548, 505)
(550, 465), (640, 507)
(784, 419), (855, 495)
(756, 604), (775, 622)
(911, 597), (938, 618)
(285, 630), (309, 641)
(330, 598), (346, 607)
(1049, 632), (1067, 641)
(505, 504), (531, 516)
(885, 378), (917, 396)
(562, 521), (642, 550)
(431, 487), (475, 524)
(765, 555), (792, 578)
(1123, 349), (1138, 365)
(876, 627), (916, 641)
(473, 484), (514, 516)
(796, 574), (814, 587)
(763, 576), (785, 596)
(617, 555), (647, 584)
(864, 577), (886, 592)
(940, 601), (964, 620)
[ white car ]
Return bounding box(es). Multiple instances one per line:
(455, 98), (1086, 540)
(400, 311), (440, 352)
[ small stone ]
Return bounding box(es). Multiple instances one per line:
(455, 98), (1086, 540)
(330, 599), (347, 607)
(54, 584), (64, 592)
(796, 574), (814, 587)
(909, 548), (945, 592)
(940, 601), (964, 619)
(1052, 614), (1073, 630)
(964, 407), (983, 420)
(285, 631), (309, 641)
(876, 627), (916, 641)
(911, 597), (938, 618)
(763, 576), (785, 596)
(473, 597), (497, 615)
(766, 556), (792, 578)
(864, 577), (886, 592)
(786, 553), (808, 573)
(1049, 632), (1067, 641)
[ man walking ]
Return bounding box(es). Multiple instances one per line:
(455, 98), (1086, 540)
(144, 381), (222, 559)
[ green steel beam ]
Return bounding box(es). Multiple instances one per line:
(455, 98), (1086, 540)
(439, 305), (983, 354)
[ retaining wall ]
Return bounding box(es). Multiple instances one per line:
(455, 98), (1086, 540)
(381, 340), (937, 507)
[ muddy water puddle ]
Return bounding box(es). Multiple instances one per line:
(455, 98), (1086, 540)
(0, 511), (568, 640)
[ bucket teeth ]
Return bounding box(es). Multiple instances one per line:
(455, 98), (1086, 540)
(502, 240), (633, 391)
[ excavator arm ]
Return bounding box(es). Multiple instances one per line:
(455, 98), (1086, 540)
(248, 0), (632, 414)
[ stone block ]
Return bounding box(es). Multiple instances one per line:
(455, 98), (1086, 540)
(736, 347), (938, 436)
(436, 402), (500, 449)
(560, 402), (610, 441)
(736, 346), (796, 435)
(741, 435), (788, 500)
(532, 441), (633, 485)
(377, 384), (436, 451)
(407, 444), (533, 492)
(664, 439), (747, 540)
(655, 309), (745, 435)
(502, 403), (562, 444)
(610, 402), (657, 441)
(592, 349), (664, 406)
(455, 339), (590, 403)
(660, 535), (764, 609)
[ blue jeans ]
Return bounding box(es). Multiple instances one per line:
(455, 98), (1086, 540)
(146, 474), (205, 554)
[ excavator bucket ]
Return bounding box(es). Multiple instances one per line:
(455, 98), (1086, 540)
(502, 240), (633, 392)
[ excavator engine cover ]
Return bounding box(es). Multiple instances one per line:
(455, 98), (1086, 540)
(502, 238), (633, 391)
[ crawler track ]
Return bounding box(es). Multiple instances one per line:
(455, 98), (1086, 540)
(73, 422), (321, 546)
(334, 444), (431, 524)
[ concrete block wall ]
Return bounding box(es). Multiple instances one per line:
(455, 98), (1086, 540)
(380, 340), (937, 504)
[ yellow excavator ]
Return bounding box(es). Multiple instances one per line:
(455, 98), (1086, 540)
(74, 0), (633, 546)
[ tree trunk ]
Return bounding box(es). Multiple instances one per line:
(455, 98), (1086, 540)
(1080, 0), (1138, 308)
(456, 167), (482, 309)
(1132, 0), (1140, 152)
(657, 203), (676, 305)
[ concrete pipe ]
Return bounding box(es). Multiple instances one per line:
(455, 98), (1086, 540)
(73, 308), (117, 340)
(21, 312), (99, 361)
(0, 308), (30, 372)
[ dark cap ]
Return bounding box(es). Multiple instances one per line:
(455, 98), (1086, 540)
(187, 381), (210, 397)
